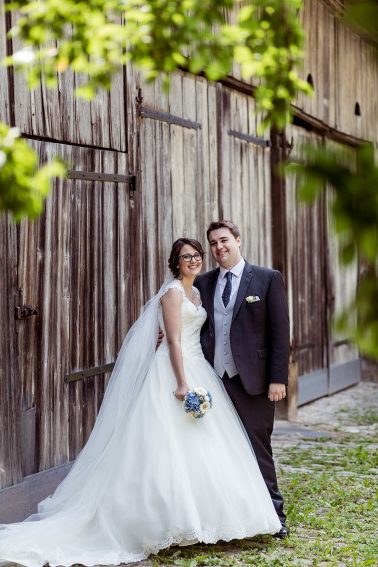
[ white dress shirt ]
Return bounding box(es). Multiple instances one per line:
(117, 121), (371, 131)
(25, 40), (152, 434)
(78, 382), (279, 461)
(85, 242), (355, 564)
(217, 257), (245, 300)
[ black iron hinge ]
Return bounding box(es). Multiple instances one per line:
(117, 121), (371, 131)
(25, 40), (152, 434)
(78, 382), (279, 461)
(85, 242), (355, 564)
(67, 171), (137, 191)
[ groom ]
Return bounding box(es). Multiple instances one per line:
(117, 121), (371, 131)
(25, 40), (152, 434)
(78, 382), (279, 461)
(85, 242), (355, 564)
(195, 220), (290, 537)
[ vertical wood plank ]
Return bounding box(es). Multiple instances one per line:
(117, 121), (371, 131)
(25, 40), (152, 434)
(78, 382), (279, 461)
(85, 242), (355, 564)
(0, 215), (22, 489)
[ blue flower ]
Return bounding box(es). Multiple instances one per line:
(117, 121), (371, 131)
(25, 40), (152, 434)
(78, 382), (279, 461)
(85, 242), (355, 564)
(183, 388), (213, 419)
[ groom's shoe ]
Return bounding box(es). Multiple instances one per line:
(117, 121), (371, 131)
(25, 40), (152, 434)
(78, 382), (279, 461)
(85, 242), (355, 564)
(273, 525), (290, 539)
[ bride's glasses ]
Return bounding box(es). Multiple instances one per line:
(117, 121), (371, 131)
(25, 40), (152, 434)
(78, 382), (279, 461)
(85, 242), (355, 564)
(179, 253), (203, 262)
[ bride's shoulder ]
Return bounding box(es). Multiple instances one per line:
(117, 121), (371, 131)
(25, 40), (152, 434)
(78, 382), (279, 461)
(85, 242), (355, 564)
(160, 279), (185, 304)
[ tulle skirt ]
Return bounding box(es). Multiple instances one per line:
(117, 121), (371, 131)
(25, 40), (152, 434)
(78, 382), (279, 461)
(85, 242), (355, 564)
(0, 349), (281, 566)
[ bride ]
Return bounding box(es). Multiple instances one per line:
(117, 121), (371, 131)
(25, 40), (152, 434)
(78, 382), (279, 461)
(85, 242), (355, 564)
(0, 238), (281, 567)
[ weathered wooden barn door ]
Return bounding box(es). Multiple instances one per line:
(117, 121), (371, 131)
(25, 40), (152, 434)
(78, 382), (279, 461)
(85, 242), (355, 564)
(134, 73), (220, 298)
(324, 140), (360, 393)
(286, 126), (329, 405)
(216, 86), (273, 267)
(134, 74), (273, 297)
(0, 217), (20, 492)
(2, 141), (136, 507)
(286, 127), (360, 404)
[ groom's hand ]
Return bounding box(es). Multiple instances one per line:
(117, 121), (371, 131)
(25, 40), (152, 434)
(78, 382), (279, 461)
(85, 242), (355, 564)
(268, 383), (286, 402)
(156, 328), (164, 350)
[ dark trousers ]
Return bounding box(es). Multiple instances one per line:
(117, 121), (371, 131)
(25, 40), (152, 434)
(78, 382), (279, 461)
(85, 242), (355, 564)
(222, 373), (286, 524)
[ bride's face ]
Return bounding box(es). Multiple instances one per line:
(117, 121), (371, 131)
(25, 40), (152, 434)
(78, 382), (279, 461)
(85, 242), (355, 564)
(178, 244), (203, 279)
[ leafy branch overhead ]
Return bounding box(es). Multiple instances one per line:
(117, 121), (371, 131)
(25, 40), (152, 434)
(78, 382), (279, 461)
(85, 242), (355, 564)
(0, 124), (65, 221)
(5, 0), (311, 129)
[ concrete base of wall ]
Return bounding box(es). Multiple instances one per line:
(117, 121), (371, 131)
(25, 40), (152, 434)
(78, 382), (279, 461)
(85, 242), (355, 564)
(0, 462), (72, 523)
(298, 358), (361, 406)
(298, 368), (328, 406)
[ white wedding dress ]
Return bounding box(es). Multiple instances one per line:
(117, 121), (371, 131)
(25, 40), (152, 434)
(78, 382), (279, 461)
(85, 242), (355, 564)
(0, 280), (281, 567)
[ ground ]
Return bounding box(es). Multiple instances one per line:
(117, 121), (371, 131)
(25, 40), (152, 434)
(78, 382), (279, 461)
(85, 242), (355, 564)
(84, 382), (378, 567)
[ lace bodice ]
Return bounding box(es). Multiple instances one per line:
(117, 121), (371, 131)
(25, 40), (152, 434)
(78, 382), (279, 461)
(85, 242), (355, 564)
(158, 280), (207, 359)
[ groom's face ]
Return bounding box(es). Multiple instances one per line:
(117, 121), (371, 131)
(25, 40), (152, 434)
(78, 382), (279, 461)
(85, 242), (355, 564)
(208, 228), (242, 269)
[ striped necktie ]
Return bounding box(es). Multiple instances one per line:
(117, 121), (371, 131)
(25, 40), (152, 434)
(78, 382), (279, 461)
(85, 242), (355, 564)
(222, 271), (232, 307)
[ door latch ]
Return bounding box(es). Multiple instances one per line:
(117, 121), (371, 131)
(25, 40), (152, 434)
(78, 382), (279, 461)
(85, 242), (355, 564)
(15, 288), (38, 320)
(15, 305), (39, 319)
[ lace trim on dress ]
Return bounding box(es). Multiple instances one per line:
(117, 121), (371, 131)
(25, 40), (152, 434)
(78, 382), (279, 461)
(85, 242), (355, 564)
(192, 285), (202, 306)
(159, 279), (186, 303)
(160, 280), (202, 309)
(24, 524), (277, 566)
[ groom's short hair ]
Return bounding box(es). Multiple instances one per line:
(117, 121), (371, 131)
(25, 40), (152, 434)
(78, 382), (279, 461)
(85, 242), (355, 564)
(206, 220), (241, 241)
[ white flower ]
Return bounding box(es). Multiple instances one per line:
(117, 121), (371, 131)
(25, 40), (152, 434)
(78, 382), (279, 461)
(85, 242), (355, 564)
(12, 47), (36, 65)
(200, 402), (210, 413)
(246, 295), (260, 303)
(194, 387), (207, 396)
(0, 151), (7, 168)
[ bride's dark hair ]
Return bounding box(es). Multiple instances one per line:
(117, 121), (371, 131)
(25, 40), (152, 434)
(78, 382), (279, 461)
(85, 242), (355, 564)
(168, 238), (204, 278)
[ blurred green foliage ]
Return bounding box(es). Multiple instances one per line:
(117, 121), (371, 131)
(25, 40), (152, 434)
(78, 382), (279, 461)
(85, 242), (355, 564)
(4, 0), (310, 128)
(289, 143), (378, 359)
(0, 123), (65, 221)
(344, 0), (378, 43)
(288, 0), (378, 360)
(1, 0), (309, 221)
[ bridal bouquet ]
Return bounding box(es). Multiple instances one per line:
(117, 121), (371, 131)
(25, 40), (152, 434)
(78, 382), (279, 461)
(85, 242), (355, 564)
(184, 387), (212, 419)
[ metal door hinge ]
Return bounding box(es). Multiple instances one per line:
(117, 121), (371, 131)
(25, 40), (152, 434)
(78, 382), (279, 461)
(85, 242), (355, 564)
(67, 170), (137, 188)
(15, 288), (38, 319)
(15, 305), (38, 319)
(65, 362), (115, 383)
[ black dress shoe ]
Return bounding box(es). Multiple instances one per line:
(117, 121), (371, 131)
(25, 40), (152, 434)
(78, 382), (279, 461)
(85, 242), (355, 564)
(273, 525), (290, 538)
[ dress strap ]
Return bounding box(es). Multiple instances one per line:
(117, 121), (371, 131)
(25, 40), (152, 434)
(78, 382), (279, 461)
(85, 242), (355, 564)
(192, 286), (202, 305)
(160, 279), (185, 301)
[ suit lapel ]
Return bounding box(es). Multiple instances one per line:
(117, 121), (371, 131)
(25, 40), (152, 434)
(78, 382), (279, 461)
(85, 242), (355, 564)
(206, 268), (219, 328)
(232, 262), (254, 323)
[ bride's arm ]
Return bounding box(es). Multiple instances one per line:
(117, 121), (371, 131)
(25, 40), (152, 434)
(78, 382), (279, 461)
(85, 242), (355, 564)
(161, 288), (189, 400)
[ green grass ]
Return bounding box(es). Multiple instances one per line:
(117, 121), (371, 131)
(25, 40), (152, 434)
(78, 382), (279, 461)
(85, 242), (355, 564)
(336, 408), (378, 426)
(148, 426), (378, 567)
(346, 410), (378, 426)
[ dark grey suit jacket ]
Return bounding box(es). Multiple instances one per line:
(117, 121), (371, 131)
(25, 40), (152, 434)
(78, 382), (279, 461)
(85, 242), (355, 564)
(195, 261), (290, 395)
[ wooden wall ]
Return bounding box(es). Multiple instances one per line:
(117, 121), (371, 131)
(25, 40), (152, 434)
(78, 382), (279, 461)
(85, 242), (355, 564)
(4, 8), (126, 150)
(285, 125), (360, 404)
(296, 0), (378, 144)
(1, 143), (135, 489)
(130, 70), (273, 299)
(285, 127), (328, 379)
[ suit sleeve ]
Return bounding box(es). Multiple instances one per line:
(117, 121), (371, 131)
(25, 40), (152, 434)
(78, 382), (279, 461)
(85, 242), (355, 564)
(267, 271), (290, 384)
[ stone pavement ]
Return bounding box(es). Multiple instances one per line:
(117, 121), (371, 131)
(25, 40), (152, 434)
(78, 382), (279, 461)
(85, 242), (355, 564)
(271, 380), (378, 480)
(273, 381), (378, 442)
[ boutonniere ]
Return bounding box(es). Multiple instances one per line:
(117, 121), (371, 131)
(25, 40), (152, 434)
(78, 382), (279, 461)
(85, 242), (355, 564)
(246, 295), (260, 303)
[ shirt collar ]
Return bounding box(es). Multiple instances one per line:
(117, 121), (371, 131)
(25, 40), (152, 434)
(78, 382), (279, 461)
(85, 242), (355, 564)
(219, 257), (245, 279)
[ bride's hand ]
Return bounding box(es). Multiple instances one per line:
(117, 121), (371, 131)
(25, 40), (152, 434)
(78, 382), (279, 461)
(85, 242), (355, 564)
(174, 385), (189, 401)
